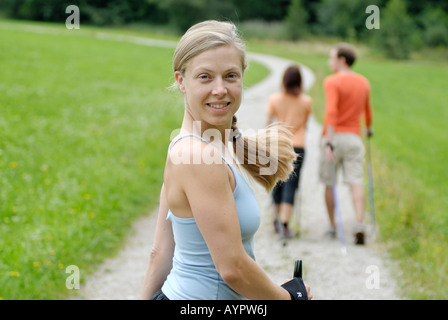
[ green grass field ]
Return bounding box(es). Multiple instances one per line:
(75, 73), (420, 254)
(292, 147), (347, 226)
(248, 39), (448, 299)
(0, 26), (180, 299)
(0, 20), (269, 299)
(359, 58), (448, 299)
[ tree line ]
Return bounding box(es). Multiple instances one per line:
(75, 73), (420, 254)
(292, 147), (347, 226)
(1, 0), (447, 59)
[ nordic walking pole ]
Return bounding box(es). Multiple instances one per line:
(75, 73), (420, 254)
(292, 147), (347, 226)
(294, 260), (303, 278)
(282, 260), (308, 300)
(366, 137), (376, 241)
(331, 164), (347, 255)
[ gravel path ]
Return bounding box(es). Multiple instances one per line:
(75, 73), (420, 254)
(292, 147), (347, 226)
(77, 38), (402, 300)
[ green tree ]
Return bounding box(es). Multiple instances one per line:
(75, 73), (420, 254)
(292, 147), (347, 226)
(315, 0), (368, 39)
(375, 0), (415, 59)
(0, 0), (167, 25)
(152, 0), (236, 32)
(418, 7), (448, 47)
(285, 0), (309, 40)
(232, 0), (290, 22)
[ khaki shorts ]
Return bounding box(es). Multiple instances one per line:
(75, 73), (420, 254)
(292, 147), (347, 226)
(319, 133), (365, 186)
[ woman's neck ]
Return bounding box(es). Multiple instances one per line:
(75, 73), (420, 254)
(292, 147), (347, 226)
(180, 111), (231, 144)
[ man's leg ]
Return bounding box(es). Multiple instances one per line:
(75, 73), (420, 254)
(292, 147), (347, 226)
(350, 183), (365, 244)
(350, 183), (365, 224)
(319, 141), (337, 238)
(341, 134), (366, 244)
(325, 185), (336, 228)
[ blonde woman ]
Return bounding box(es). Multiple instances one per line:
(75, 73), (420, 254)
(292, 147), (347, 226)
(141, 20), (311, 300)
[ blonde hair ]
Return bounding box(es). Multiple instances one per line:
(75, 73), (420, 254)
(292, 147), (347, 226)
(173, 20), (248, 74)
(231, 117), (297, 192)
(174, 20), (297, 191)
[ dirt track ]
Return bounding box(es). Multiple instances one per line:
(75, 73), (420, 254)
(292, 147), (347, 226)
(78, 38), (402, 300)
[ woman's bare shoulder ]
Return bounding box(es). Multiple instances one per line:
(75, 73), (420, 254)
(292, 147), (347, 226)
(166, 137), (230, 186)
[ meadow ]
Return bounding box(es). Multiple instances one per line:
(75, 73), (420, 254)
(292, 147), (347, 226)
(1, 19), (447, 299)
(0, 25), (178, 299)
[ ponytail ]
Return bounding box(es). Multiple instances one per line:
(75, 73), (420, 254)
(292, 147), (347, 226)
(230, 116), (297, 192)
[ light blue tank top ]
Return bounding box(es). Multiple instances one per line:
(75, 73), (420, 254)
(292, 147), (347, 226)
(161, 134), (261, 300)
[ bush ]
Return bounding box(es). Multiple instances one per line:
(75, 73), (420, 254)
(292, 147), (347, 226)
(374, 0), (415, 59)
(238, 20), (287, 41)
(285, 0), (309, 41)
(315, 0), (381, 40)
(419, 7), (448, 47)
(0, 0), (167, 26)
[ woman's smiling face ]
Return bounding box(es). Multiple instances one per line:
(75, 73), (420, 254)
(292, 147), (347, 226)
(175, 45), (243, 131)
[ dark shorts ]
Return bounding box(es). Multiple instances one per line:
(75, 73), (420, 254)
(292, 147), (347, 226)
(272, 148), (305, 205)
(150, 289), (170, 300)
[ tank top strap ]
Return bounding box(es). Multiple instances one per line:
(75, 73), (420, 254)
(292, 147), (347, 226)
(168, 133), (209, 151)
(168, 133), (232, 167)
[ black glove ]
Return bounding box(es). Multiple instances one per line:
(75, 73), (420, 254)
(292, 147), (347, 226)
(281, 260), (308, 300)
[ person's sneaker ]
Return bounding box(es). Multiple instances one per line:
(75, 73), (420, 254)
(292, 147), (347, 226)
(354, 223), (365, 245)
(281, 227), (296, 239)
(273, 219), (280, 234)
(324, 227), (337, 239)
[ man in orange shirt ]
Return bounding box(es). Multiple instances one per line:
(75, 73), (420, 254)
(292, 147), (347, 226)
(319, 43), (373, 245)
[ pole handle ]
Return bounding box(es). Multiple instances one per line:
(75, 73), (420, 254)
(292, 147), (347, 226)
(294, 260), (303, 278)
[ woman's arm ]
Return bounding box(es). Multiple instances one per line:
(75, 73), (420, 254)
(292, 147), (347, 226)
(141, 184), (175, 300)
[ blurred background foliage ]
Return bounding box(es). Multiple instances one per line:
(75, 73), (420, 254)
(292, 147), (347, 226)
(1, 0), (447, 59)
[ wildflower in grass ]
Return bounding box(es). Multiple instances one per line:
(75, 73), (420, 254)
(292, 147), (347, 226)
(50, 250), (55, 256)
(43, 260), (53, 266)
(33, 261), (41, 267)
(9, 271), (20, 277)
(58, 263), (64, 269)
(9, 161), (18, 169)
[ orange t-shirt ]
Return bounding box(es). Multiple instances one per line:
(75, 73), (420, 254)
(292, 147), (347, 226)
(322, 72), (373, 136)
(266, 92), (312, 148)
